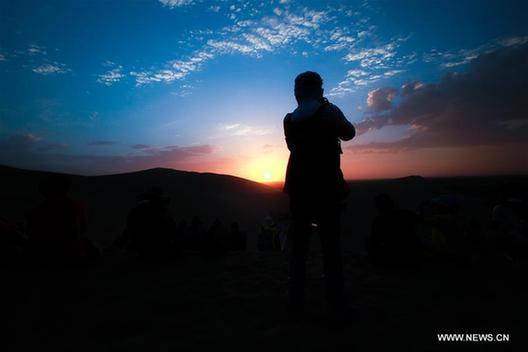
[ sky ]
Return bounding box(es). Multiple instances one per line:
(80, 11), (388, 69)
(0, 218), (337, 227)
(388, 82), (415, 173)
(0, 0), (527, 182)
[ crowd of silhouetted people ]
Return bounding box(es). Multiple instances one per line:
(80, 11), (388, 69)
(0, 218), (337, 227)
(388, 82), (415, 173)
(1, 177), (253, 269)
(111, 186), (251, 261)
(365, 184), (528, 273)
(1, 175), (527, 275)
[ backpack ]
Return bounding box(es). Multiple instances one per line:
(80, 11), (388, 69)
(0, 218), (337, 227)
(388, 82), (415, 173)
(283, 99), (349, 201)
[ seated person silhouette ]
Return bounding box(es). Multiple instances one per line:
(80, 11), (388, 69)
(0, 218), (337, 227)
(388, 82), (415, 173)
(27, 175), (86, 267)
(283, 71), (355, 315)
(366, 194), (422, 269)
(121, 187), (175, 261)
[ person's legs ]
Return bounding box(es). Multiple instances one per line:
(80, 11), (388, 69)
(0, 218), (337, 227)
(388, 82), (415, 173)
(317, 205), (345, 310)
(287, 198), (311, 312)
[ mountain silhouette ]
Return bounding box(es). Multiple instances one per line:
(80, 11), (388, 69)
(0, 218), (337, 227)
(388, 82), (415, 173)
(0, 165), (288, 249)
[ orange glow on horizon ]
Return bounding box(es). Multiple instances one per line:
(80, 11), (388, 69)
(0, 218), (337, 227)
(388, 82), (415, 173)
(183, 142), (527, 185)
(240, 154), (287, 183)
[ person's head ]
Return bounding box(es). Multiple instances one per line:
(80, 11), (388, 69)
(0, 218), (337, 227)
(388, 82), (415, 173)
(375, 193), (394, 215)
(294, 71), (323, 103)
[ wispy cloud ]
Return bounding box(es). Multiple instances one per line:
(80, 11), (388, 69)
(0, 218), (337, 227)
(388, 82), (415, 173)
(159, 0), (194, 9)
(97, 62), (125, 86)
(0, 133), (41, 150)
(422, 35), (528, 69)
(220, 123), (271, 136)
(32, 62), (70, 75)
(134, 4), (331, 87)
(27, 44), (47, 55)
(328, 68), (405, 97)
(327, 28), (413, 96)
(344, 38), (405, 68)
(130, 70), (186, 86)
(130, 50), (212, 86)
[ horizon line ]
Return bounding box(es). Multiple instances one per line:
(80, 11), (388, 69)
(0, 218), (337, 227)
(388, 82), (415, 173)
(2, 164), (527, 185)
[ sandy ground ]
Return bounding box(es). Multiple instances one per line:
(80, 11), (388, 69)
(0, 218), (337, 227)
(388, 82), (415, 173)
(6, 250), (527, 351)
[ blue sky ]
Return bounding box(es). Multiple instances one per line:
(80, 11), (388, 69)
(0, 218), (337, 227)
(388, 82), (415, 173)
(1, 0), (527, 181)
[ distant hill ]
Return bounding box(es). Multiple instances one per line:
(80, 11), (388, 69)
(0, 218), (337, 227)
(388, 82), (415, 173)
(0, 165), (288, 249)
(1, 165), (526, 252)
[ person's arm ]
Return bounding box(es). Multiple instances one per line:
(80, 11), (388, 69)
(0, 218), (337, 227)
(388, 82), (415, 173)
(329, 104), (355, 141)
(283, 113), (293, 151)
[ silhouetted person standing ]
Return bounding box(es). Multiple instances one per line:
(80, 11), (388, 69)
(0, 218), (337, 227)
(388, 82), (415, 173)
(283, 71), (355, 314)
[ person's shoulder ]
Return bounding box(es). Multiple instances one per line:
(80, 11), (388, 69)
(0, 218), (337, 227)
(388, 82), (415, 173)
(283, 112), (293, 123)
(325, 102), (345, 115)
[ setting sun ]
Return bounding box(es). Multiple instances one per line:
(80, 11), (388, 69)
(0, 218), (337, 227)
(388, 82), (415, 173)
(242, 155), (287, 183)
(263, 170), (273, 181)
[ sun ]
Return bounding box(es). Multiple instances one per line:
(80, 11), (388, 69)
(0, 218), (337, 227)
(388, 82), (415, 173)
(263, 170), (273, 181)
(242, 155), (287, 183)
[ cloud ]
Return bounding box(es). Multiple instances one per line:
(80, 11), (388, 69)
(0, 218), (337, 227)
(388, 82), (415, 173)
(207, 39), (256, 55)
(344, 42), (399, 68)
(131, 144), (151, 149)
(423, 36), (528, 69)
(0, 133), (41, 151)
(27, 44), (47, 55)
(133, 5), (333, 87)
(500, 35), (528, 47)
(159, 0), (194, 9)
(328, 33), (411, 96)
(97, 64), (125, 86)
(220, 123), (271, 136)
(128, 3), (401, 93)
(170, 84), (194, 97)
(76, 143), (214, 174)
(32, 62), (70, 75)
(130, 50), (212, 86)
(352, 43), (528, 151)
(209, 5), (221, 12)
(367, 87), (398, 112)
(223, 123), (241, 130)
(328, 68), (405, 97)
(401, 81), (424, 95)
(0, 132), (214, 175)
(130, 69), (187, 86)
(88, 140), (117, 146)
(170, 51), (213, 72)
(324, 28), (355, 51)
